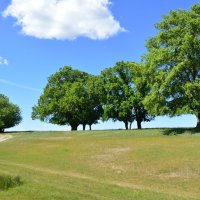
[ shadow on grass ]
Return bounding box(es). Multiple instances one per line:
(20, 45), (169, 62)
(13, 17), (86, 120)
(4, 131), (34, 134)
(163, 128), (200, 135)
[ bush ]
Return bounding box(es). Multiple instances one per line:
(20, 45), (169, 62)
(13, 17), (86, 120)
(164, 128), (184, 136)
(0, 175), (22, 190)
(169, 131), (178, 136)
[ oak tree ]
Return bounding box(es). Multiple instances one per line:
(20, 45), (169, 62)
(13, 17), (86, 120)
(101, 61), (154, 129)
(32, 66), (102, 131)
(144, 4), (200, 127)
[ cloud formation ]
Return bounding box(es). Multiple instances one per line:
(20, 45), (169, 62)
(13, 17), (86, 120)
(3, 0), (124, 40)
(0, 57), (8, 65)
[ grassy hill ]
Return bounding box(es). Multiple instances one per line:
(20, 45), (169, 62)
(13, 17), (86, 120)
(0, 129), (200, 199)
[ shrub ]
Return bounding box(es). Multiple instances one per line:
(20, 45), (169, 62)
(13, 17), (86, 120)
(0, 175), (22, 190)
(169, 131), (178, 136)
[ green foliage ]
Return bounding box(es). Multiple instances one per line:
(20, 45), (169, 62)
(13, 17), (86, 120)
(0, 94), (22, 132)
(79, 76), (103, 130)
(100, 62), (134, 129)
(32, 66), (102, 131)
(0, 175), (22, 190)
(144, 4), (200, 127)
(101, 61), (154, 129)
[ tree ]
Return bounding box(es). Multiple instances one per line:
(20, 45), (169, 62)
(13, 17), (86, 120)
(130, 63), (155, 129)
(79, 76), (103, 131)
(0, 94), (22, 133)
(101, 61), (154, 129)
(143, 4), (200, 127)
(100, 62), (134, 129)
(32, 66), (89, 130)
(32, 66), (102, 131)
(64, 77), (103, 131)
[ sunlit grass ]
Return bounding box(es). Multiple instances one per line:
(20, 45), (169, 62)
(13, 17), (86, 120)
(0, 129), (200, 199)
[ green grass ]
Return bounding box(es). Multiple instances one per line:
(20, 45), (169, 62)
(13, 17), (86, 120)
(0, 129), (200, 199)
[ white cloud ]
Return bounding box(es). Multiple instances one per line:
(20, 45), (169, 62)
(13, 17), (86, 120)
(0, 57), (8, 65)
(3, 0), (124, 40)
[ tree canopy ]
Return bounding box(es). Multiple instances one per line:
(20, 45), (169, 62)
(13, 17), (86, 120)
(101, 61), (154, 129)
(0, 94), (22, 133)
(143, 4), (200, 127)
(79, 76), (103, 130)
(32, 66), (102, 131)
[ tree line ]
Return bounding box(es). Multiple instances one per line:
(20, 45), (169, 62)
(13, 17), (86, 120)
(32, 62), (154, 130)
(1, 4), (200, 132)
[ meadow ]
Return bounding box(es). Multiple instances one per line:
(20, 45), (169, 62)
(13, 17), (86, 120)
(0, 129), (200, 199)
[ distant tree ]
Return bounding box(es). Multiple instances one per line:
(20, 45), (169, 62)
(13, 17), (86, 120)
(32, 66), (102, 131)
(83, 76), (103, 130)
(101, 61), (154, 129)
(143, 4), (200, 127)
(130, 63), (155, 129)
(0, 94), (22, 133)
(100, 62), (133, 129)
(65, 77), (103, 131)
(32, 66), (89, 130)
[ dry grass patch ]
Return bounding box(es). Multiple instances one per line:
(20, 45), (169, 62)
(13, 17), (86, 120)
(0, 135), (12, 142)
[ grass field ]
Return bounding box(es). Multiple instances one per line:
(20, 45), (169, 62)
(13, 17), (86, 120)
(0, 129), (200, 199)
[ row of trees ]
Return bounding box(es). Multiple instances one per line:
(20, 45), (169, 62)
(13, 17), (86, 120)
(1, 4), (199, 132)
(32, 63), (154, 130)
(32, 4), (200, 130)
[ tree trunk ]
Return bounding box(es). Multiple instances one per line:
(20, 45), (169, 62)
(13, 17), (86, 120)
(129, 122), (132, 130)
(89, 124), (92, 131)
(196, 113), (200, 128)
(70, 124), (78, 131)
(0, 129), (4, 133)
(83, 124), (86, 131)
(137, 120), (142, 129)
(124, 122), (128, 130)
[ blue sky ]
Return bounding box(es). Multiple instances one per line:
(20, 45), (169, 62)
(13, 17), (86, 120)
(0, 0), (198, 131)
